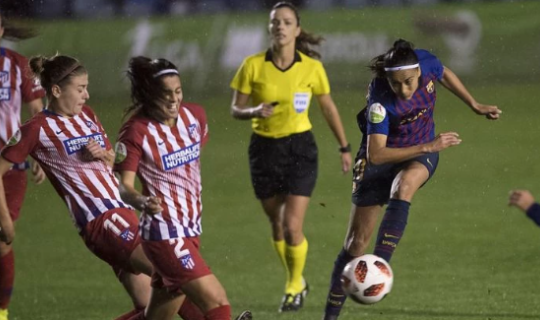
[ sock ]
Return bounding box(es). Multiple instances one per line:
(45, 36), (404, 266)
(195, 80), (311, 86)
(0, 308), (7, 320)
(0, 251), (14, 309)
(204, 305), (231, 320)
(272, 239), (290, 290)
(285, 238), (308, 294)
(178, 297), (205, 320)
(115, 307), (145, 320)
(125, 309), (145, 320)
(323, 248), (355, 318)
(374, 199), (410, 262)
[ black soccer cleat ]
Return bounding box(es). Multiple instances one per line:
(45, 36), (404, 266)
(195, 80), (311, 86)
(278, 283), (310, 312)
(235, 310), (253, 320)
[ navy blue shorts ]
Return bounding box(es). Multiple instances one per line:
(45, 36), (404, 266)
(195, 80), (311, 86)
(248, 131), (318, 199)
(351, 151), (439, 207)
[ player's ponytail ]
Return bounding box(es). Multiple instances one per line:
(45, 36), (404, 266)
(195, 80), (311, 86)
(0, 11), (38, 41)
(125, 56), (180, 121)
(369, 39), (419, 78)
(271, 2), (324, 59)
(29, 54), (86, 96)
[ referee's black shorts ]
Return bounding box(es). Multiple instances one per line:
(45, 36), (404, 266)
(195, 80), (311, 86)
(248, 131), (318, 200)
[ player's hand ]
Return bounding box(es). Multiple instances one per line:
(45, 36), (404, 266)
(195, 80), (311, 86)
(508, 190), (536, 213)
(142, 196), (162, 215)
(31, 159), (46, 184)
(340, 152), (352, 174)
(427, 132), (461, 153)
(472, 103), (501, 120)
(0, 215), (15, 244)
(82, 138), (107, 162)
(252, 102), (276, 118)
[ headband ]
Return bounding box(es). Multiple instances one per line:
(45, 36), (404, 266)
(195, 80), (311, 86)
(153, 69), (179, 78)
(54, 63), (81, 84)
(384, 63), (419, 72)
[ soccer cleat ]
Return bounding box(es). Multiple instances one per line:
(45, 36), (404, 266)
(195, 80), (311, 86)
(234, 310), (252, 320)
(278, 283), (310, 312)
(0, 308), (8, 320)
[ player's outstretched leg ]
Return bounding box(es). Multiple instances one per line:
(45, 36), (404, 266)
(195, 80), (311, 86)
(322, 249), (355, 320)
(0, 245), (14, 320)
(373, 199), (410, 262)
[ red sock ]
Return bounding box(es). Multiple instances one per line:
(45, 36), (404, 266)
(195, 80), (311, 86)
(178, 298), (205, 320)
(115, 307), (145, 320)
(0, 250), (14, 309)
(125, 309), (145, 320)
(204, 305), (231, 320)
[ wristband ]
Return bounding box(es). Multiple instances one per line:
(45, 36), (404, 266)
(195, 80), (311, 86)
(339, 143), (351, 153)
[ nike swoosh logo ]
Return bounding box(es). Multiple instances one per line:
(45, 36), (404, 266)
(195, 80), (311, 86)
(427, 158), (433, 167)
(384, 233), (399, 239)
(56, 130), (65, 135)
(158, 140), (165, 146)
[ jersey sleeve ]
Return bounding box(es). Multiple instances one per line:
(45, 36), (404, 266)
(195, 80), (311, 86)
(17, 55), (46, 103)
(416, 49), (444, 81)
(184, 103), (209, 147)
(312, 62), (331, 95)
(366, 81), (390, 136)
(1, 119), (40, 164)
(113, 120), (144, 173)
(526, 203), (540, 227)
(230, 58), (253, 94)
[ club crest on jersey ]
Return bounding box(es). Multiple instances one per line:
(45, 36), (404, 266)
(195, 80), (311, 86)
(426, 80), (434, 93)
(85, 120), (99, 131)
(368, 103), (386, 124)
(114, 142), (128, 164)
(180, 254), (195, 270)
(7, 130), (21, 146)
(63, 133), (106, 155)
(188, 123), (200, 141)
(161, 142), (200, 171)
(0, 71), (9, 84)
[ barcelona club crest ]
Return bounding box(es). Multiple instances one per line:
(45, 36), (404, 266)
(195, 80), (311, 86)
(426, 80), (434, 94)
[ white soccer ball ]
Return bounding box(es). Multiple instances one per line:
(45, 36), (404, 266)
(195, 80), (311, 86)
(340, 254), (393, 305)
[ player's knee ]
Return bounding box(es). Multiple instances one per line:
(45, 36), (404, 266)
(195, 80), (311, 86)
(390, 178), (416, 200)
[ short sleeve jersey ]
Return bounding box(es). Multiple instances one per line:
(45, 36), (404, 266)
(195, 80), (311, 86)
(359, 49), (444, 149)
(230, 50), (330, 138)
(113, 103), (208, 241)
(0, 47), (45, 149)
(1, 105), (129, 232)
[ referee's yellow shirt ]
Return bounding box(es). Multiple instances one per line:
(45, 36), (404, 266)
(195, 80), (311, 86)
(230, 50), (330, 138)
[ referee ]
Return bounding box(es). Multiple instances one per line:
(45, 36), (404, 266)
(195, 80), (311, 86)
(229, 1), (351, 313)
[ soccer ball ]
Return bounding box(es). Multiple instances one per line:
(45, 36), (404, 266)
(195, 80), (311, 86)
(340, 254), (393, 305)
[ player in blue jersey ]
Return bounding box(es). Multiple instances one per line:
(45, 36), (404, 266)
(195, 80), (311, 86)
(321, 39), (501, 320)
(509, 190), (540, 225)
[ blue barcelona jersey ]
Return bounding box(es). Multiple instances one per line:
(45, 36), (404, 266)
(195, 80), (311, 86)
(358, 49), (444, 149)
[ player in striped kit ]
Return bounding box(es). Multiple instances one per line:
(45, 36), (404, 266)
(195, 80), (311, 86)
(322, 39), (502, 320)
(114, 56), (251, 320)
(0, 10), (45, 320)
(0, 54), (155, 319)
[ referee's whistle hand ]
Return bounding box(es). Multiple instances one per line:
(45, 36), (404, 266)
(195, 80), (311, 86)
(254, 103), (275, 118)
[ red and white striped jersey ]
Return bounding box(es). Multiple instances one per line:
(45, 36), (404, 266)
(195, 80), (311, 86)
(114, 103), (209, 241)
(0, 47), (45, 149)
(1, 105), (130, 232)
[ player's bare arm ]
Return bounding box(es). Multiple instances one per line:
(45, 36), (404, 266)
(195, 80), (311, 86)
(117, 171), (162, 214)
(0, 157), (16, 244)
(316, 94), (352, 173)
(439, 66), (501, 120)
(230, 90), (274, 119)
(367, 132), (461, 165)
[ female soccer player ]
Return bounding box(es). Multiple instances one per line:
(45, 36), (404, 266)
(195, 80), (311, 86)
(114, 56), (251, 320)
(0, 54), (154, 319)
(229, 1), (352, 312)
(0, 11), (45, 320)
(322, 39), (501, 320)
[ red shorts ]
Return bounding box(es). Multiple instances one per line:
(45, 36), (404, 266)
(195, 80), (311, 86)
(4, 169), (27, 221)
(81, 208), (141, 274)
(143, 237), (212, 294)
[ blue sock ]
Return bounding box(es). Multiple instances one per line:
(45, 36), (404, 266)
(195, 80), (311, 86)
(323, 248), (355, 318)
(374, 199), (410, 262)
